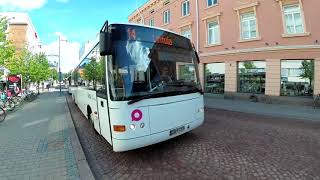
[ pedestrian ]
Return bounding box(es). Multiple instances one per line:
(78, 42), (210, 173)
(41, 82), (44, 92)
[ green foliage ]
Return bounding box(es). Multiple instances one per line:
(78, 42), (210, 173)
(83, 57), (105, 90)
(5, 49), (30, 80)
(0, 18), (52, 87)
(300, 60), (314, 86)
(83, 58), (97, 81)
(0, 17), (7, 42)
(240, 61), (256, 74)
(205, 66), (211, 76)
(50, 69), (58, 81)
(28, 53), (50, 84)
(179, 65), (195, 81)
(72, 71), (79, 84)
(63, 72), (71, 80)
(96, 58), (105, 82)
(243, 61), (256, 69)
(0, 17), (15, 66)
(83, 58), (98, 88)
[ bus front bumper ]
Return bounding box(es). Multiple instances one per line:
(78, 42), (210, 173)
(112, 118), (204, 152)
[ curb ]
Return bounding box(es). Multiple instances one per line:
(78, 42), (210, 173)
(65, 95), (95, 180)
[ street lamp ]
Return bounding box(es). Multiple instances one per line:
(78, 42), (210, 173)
(58, 35), (61, 95)
(57, 35), (68, 96)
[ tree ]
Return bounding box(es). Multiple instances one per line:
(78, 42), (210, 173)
(241, 61), (256, 74)
(96, 58), (105, 83)
(50, 69), (58, 81)
(0, 17), (7, 42)
(0, 17), (15, 66)
(83, 58), (98, 89)
(205, 66), (211, 76)
(5, 48), (31, 86)
(300, 60), (314, 87)
(28, 53), (51, 93)
(63, 72), (71, 80)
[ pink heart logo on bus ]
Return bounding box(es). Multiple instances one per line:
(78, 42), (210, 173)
(131, 109), (142, 121)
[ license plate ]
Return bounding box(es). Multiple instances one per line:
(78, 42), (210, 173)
(169, 126), (185, 136)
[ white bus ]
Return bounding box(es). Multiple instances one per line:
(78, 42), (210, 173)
(69, 22), (204, 152)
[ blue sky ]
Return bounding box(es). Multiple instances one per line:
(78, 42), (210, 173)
(0, 0), (148, 45)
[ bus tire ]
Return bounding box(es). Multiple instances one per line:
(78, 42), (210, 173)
(87, 105), (93, 124)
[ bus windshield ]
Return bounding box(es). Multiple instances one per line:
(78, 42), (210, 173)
(108, 40), (201, 101)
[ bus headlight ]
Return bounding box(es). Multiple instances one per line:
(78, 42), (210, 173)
(198, 107), (204, 113)
(130, 124), (136, 130)
(140, 123), (145, 128)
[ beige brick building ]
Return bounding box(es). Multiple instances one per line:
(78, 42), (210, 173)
(129, 0), (320, 105)
(0, 12), (41, 54)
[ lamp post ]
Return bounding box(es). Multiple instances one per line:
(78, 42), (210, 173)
(57, 35), (68, 96)
(58, 35), (61, 95)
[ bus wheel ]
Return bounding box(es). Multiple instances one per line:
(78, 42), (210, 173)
(87, 106), (92, 122)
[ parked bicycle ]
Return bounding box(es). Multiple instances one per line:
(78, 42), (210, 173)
(24, 90), (38, 102)
(0, 106), (5, 123)
(12, 96), (23, 106)
(0, 91), (15, 111)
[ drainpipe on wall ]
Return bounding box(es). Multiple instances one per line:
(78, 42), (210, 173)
(136, 0), (145, 24)
(195, 0), (204, 90)
(195, 0), (199, 52)
(138, 7), (145, 24)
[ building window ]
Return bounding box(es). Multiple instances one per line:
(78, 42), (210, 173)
(181, 28), (191, 40)
(137, 18), (143, 24)
(163, 0), (170, 6)
(207, 0), (217, 7)
(281, 60), (314, 96)
(205, 63), (225, 94)
(207, 21), (220, 45)
(163, 10), (170, 25)
(238, 61), (266, 94)
(283, 4), (304, 34)
(182, 1), (190, 16)
(149, 18), (154, 26)
(240, 12), (257, 40)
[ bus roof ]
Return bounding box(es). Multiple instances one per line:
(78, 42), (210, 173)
(76, 23), (190, 71)
(111, 23), (182, 37)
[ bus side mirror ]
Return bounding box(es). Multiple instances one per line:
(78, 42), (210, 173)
(100, 32), (112, 56)
(100, 21), (112, 56)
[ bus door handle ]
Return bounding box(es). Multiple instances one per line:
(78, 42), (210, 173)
(101, 101), (104, 107)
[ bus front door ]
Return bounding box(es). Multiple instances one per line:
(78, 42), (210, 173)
(97, 96), (112, 145)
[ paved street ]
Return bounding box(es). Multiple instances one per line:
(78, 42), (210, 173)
(204, 96), (320, 121)
(0, 92), (93, 180)
(67, 95), (320, 180)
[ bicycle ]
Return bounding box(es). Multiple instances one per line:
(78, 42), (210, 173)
(314, 94), (320, 109)
(24, 90), (38, 102)
(12, 95), (24, 106)
(0, 92), (15, 111)
(0, 106), (6, 123)
(0, 93), (7, 123)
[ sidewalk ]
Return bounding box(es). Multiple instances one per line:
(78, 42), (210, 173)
(205, 96), (320, 122)
(0, 92), (94, 180)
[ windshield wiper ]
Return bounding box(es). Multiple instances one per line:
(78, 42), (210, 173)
(127, 88), (203, 105)
(166, 82), (195, 87)
(127, 93), (165, 105)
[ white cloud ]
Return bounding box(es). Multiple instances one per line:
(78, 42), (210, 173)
(43, 33), (80, 73)
(54, 32), (67, 41)
(56, 0), (69, 3)
(0, 0), (47, 11)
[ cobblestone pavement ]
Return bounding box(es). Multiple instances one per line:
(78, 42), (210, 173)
(67, 95), (320, 180)
(0, 92), (91, 180)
